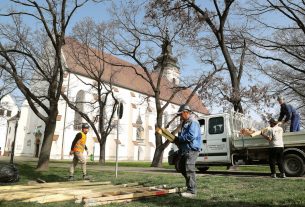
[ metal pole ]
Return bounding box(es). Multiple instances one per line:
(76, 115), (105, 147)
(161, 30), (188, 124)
(115, 118), (119, 178)
(61, 71), (71, 160)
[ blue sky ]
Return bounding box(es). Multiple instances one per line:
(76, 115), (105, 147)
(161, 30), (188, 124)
(0, 0), (289, 120)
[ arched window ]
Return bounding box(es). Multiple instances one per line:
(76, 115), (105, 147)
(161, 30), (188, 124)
(74, 90), (85, 130)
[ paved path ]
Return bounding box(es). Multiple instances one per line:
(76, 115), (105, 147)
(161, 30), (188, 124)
(1, 156), (305, 179)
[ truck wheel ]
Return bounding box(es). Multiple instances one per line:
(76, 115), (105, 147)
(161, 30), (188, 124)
(197, 166), (209, 173)
(283, 154), (305, 177)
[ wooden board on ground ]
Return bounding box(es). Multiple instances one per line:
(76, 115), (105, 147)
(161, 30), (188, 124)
(0, 181), (180, 205)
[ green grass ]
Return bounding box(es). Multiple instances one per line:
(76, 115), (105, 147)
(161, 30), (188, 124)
(0, 160), (304, 207)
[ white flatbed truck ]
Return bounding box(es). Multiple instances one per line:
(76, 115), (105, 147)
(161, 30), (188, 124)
(168, 112), (305, 177)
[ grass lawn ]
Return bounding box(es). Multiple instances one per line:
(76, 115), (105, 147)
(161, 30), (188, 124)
(0, 159), (305, 207)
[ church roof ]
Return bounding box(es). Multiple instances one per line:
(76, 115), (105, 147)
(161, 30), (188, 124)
(62, 38), (209, 115)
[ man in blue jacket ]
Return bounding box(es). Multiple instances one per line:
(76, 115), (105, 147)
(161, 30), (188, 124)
(175, 104), (201, 198)
(277, 96), (301, 132)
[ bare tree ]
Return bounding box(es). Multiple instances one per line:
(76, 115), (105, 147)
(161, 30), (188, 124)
(0, 0), (92, 170)
(0, 68), (16, 101)
(105, 1), (218, 167)
(61, 19), (120, 164)
(149, 0), (271, 114)
(240, 0), (305, 126)
(246, 1), (305, 105)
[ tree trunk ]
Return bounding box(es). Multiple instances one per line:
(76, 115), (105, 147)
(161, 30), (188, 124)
(233, 101), (243, 113)
(99, 139), (106, 165)
(151, 146), (164, 167)
(151, 134), (170, 167)
(36, 110), (58, 171)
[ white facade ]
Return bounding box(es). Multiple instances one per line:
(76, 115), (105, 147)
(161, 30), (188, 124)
(0, 94), (19, 156)
(11, 72), (182, 161)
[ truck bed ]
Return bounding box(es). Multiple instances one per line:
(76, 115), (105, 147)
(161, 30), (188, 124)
(233, 131), (305, 149)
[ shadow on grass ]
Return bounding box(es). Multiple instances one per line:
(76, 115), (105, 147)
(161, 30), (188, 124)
(14, 163), (66, 183)
(135, 194), (305, 207)
(201, 170), (270, 177)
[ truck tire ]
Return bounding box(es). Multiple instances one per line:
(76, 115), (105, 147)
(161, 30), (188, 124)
(283, 154), (305, 177)
(197, 166), (209, 173)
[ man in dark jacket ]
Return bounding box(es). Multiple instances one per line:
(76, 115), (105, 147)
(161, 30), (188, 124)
(175, 104), (201, 198)
(277, 96), (300, 132)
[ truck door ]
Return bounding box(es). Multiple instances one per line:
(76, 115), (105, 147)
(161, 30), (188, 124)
(198, 119), (207, 156)
(205, 116), (230, 163)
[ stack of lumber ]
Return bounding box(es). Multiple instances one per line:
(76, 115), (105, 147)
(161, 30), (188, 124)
(239, 127), (271, 137)
(239, 128), (256, 136)
(0, 181), (180, 206)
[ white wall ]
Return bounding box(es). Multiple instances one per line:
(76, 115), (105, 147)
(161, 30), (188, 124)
(0, 94), (18, 155)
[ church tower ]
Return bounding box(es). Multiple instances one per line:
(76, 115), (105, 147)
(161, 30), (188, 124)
(154, 30), (180, 85)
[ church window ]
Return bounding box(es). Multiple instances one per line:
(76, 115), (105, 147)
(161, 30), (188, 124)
(6, 110), (11, 117)
(74, 90), (85, 130)
(0, 109), (4, 116)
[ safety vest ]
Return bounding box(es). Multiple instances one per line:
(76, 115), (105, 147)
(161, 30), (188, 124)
(72, 132), (87, 152)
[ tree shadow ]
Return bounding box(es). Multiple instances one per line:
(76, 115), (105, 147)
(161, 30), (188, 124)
(136, 194), (305, 207)
(3, 163), (67, 184)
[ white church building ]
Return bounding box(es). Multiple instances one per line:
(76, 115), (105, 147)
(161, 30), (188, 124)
(2, 38), (208, 161)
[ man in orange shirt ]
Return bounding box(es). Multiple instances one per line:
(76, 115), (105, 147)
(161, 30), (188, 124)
(68, 123), (90, 181)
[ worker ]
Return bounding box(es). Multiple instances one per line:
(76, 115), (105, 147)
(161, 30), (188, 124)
(174, 104), (201, 198)
(277, 96), (300, 132)
(68, 123), (90, 181)
(261, 118), (285, 178)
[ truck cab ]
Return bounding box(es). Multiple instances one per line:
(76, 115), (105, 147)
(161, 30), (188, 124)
(169, 113), (235, 172)
(197, 114), (232, 167)
(168, 112), (305, 177)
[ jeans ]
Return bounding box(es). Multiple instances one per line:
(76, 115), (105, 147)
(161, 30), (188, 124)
(269, 147), (284, 174)
(179, 151), (200, 194)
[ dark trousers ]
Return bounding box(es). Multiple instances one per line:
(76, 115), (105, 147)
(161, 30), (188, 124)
(269, 147), (284, 174)
(290, 115), (300, 132)
(179, 151), (199, 194)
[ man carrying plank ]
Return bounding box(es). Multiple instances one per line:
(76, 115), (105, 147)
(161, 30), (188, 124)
(261, 118), (285, 178)
(174, 104), (201, 198)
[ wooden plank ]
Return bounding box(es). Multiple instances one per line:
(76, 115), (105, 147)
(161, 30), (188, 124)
(75, 186), (145, 203)
(84, 188), (179, 207)
(28, 185), (144, 204)
(0, 192), (47, 201)
(0, 181), (111, 192)
(84, 188), (178, 204)
(23, 194), (75, 203)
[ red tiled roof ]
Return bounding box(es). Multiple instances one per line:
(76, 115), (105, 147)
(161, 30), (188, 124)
(62, 38), (209, 115)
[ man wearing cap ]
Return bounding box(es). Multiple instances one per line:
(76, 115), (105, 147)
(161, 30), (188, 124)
(261, 118), (285, 178)
(175, 104), (201, 198)
(277, 96), (300, 132)
(68, 123), (90, 181)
